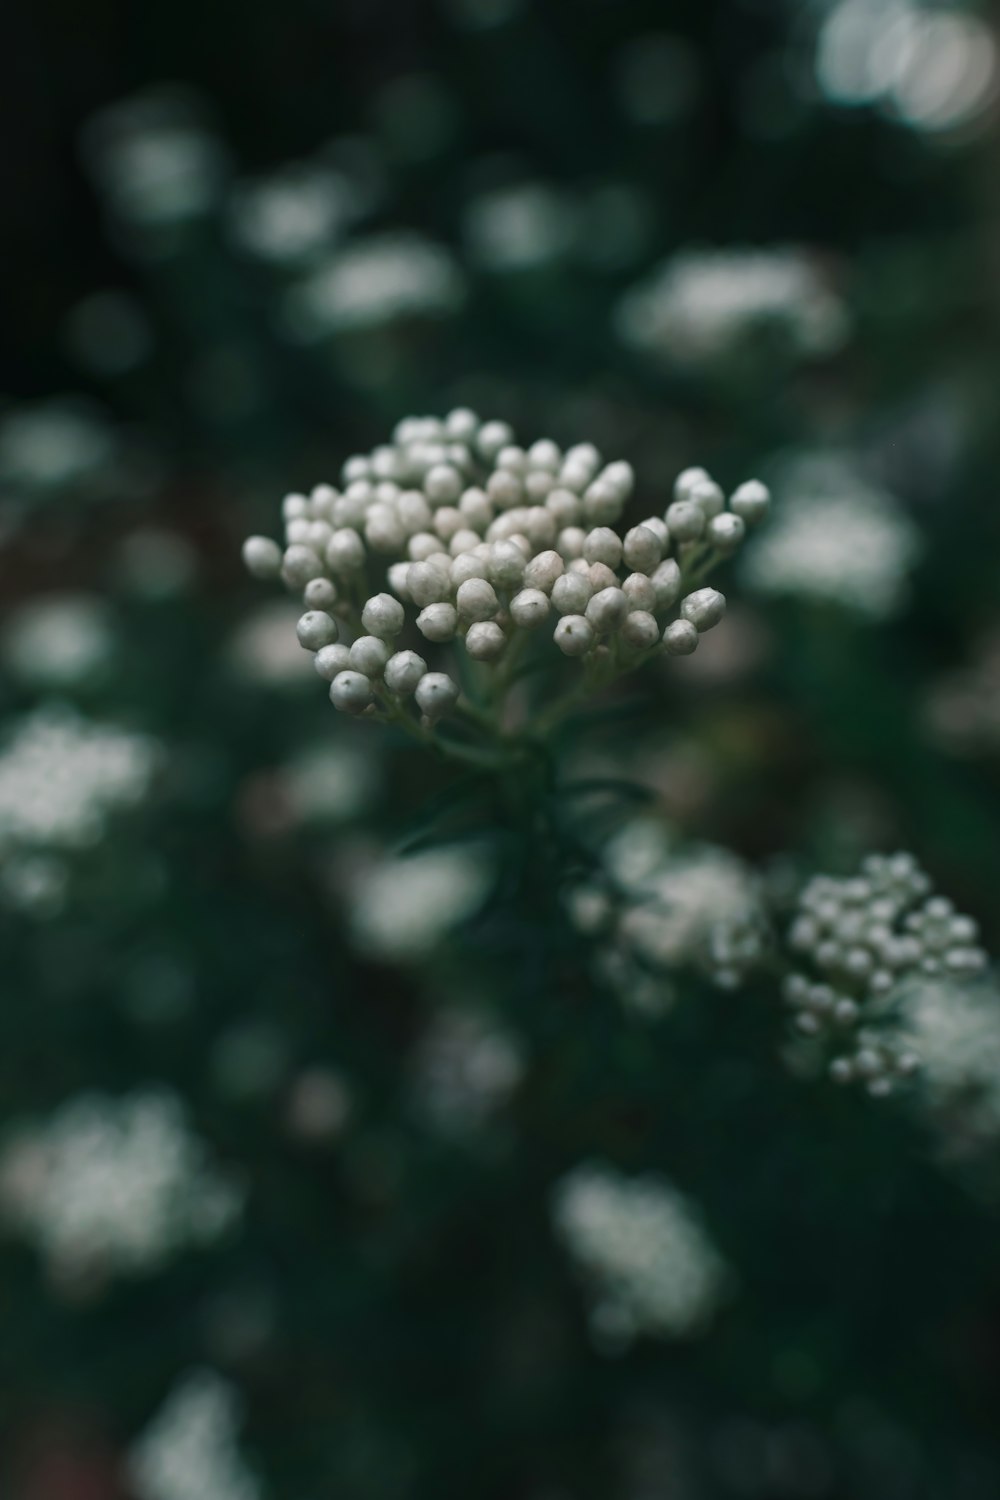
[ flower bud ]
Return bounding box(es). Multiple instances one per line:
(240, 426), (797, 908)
(665, 500), (706, 542)
(729, 479), (770, 524)
(314, 644), (352, 680)
(554, 615), (595, 657)
(523, 549), (564, 593)
(510, 588), (550, 628)
(325, 529), (366, 574)
(465, 621), (507, 661)
(663, 619), (699, 655)
(330, 671), (373, 714)
(384, 650), (427, 695)
(673, 466), (710, 503)
(361, 592), (405, 638)
(417, 603), (459, 642)
(456, 578), (500, 623)
(708, 513), (745, 553)
(243, 536), (282, 579)
(408, 561), (451, 607)
(622, 573), (657, 612)
(621, 610), (659, 650)
(622, 525), (662, 574)
(349, 635), (390, 677)
(551, 571), (593, 616)
(689, 478), (725, 518)
(296, 611), (339, 650)
(680, 587), (726, 632)
(583, 527), (623, 569)
(415, 672), (460, 722)
(585, 586), (628, 634)
(650, 558), (682, 610)
(303, 577), (338, 610)
(282, 545), (324, 589)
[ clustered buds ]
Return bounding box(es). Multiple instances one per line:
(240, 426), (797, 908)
(242, 410), (770, 735)
(783, 853), (988, 1096)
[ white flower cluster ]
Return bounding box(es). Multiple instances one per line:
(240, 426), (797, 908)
(129, 1369), (261, 1500)
(0, 1090), (242, 1282)
(343, 844), (493, 962)
(783, 853), (988, 1095)
(283, 233), (464, 339)
(2, 593), (114, 686)
(410, 1007), (524, 1135)
(0, 706), (158, 853)
(569, 820), (768, 1012)
(616, 247), (847, 367)
(894, 979), (1000, 1141)
(551, 1162), (728, 1344)
(742, 454), (920, 619)
(242, 411), (770, 734)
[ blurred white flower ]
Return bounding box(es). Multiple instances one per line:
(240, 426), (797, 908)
(284, 232), (465, 338)
(463, 181), (578, 272)
(82, 88), (228, 229)
(0, 1090), (242, 1280)
(2, 594), (114, 686)
(616, 247), (847, 366)
(346, 845), (493, 962)
(227, 601), (315, 686)
(0, 706), (158, 853)
(552, 1163), (728, 1343)
(0, 398), (118, 495)
(282, 740), (379, 825)
(130, 1369), (261, 1500)
(897, 979), (1000, 1136)
(230, 163), (361, 264)
(742, 454), (920, 618)
(411, 1007), (524, 1133)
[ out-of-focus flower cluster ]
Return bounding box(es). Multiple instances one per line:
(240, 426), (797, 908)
(551, 1162), (728, 1346)
(129, 1369), (261, 1500)
(616, 247), (847, 369)
(242, 410), (770, 741)
(410, 1006), (524, 1137)
(0, 1090), (242, 1285)
(782, 853), (988, 1095)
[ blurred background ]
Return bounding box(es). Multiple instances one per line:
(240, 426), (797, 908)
(2, 0), (1000, 1496)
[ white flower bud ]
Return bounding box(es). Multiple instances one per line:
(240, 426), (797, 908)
(433, 506), (463, 541)
(297, 611), (339, 650)
(341, 456), (370, 484)
(388, 562), (411, 598)
(283, 492), (310, 520)
(477, 420), (515, 462)
(622, 573), (657, 612)
(330, 670), (373, 714)
(285, 518), (312, 544)
(398, 490), (433, 533)
(563, 442), (601, 474)
(408, 561), (451, 607)
(282, 545), (324, 588)
(525, 471), (554, 503)
(583, 527), (624, 569)
(415, 671), (460, 722)
(446, 407), (479, 441)
(456, 577), (500, 623)
(528, 438), (561, 472)
(551, 571), (593, 616)
(708, 513), (745, 552)
(622, 525), (662, 574)
(673, 466), (710, 503)
(729, 479), (771, 524)
(525, 507), (557, 548)
(384, 649), (427, 695)
(559, 461), (592, 494)
(557, 527), (586, 560)
(314, 643), (351, 680)
(465, 621), (507, 660)
(522, 549), (564, 593)
(325, 529), (366, 574)
(417, 603), (459, 642)
(651, 558), (682, 609)
(585, 586), (629, 634)
(365, 505), (405, 553)
(680, 587), (726, 632)
(307, 521), (333, 552)
(582, 479), (623, 525)
(554, 615), (595, 657)
(601, 460), (635, 501)
(459, 488), (493, 531)
(243, 536), (283, 579)
(425, 464), (462, 505)
(487, 470), (522, 510)
(450, 552), (489, 588)
(665, 500), (706, 541)
(546, 488), (581, 527)
(588, 562), (619, 593)
(362, 592), (405, 638)
(621, 610), (659, 649)
(448, 528), (482, 558)
(497, 444), (527, 474)
(638, 515), (669, 548)
(310, 483), (337, 516)
(489, 540), (526, 589)
(510, 588), (550, 628)
(408, 531), (441, 562)
(663, 619), (699, 655)
(303, 577), (338, 610)
(350, 635), (391, 677)
(689, 478), (725, 518)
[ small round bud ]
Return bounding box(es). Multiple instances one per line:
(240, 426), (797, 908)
(673, 466), (710, 503)
(407, 561), (450, 607)
(689, 478), (725, 518)
(303, 577), (338, 611)
(286, 519), (312, 544)
(663, 619), (698, 655)
(524, 507), (557, 549)
(408, 532), (440, 562)
(384, 650), (427, 695)
(397, 491), (433, 533)
(551, 571), (592, 615)
(622, 573), (656, 612)
(465, 621), (507, 661)
(708, 513), (745, 553)
(528, 438), (561, 472)
(450, 552), (489, 588)
(639, 515), (670, 547)
(281, 545), (324, 589)
(510, 587), (550, 628)
(243, 536), (283, 579)
(477, 420), (515, 461)
(829, 1058), (854, 1085)
(546, 488), (581, 527)
(314, 644), (351, 680)
(582, 479), (622, 525)
(588, 562), (618, 593)
(326, 529), (366, 574)
(456, 577), (500, 623)
(557, 527), (586, 560)
(680, 587), (726, 632)
(523, 549), (564, 593)
(554, 615), (595, 657)
(446, 407), (479, 441)
(525, 471), (554, 503)
(417, 603), (459, 642)
(665, 500), (706, 542)
(730, 479), (771, 525)
(622, 525), (662, 574)
(653, 561), (683, 612)
(621, 610), (659, 650)
(283, 492), (310, 521)
(349, 635), (390, 678)
(585, 587), (629, 634)
(489, 540), (526, 589)
(330, 670), (373, 714)
(433, 506), (463, 542)
(361, 592), (405, 638)
(365, 506), (405, 553)
(497, 444), (527, 474)
(297, 611), (339, 650)
(425, 464), (462, 505)
(459, 487), (493, 532)
(415, 672), (459, 722)
(583, 527), (623, 569)
(600, 460), (635, 501)
(388, 562), (411, 598)
(487, 470), (522, 510)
